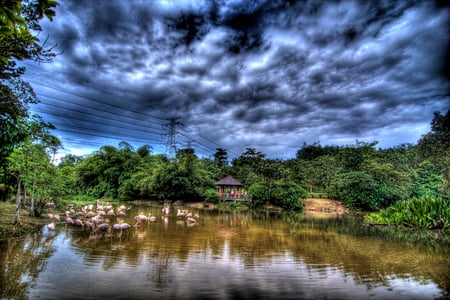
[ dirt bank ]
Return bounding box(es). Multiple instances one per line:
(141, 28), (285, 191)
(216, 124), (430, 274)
(303, 198), (349, 217)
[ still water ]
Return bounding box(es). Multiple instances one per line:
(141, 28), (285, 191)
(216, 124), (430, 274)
(0, 203), (449, 300)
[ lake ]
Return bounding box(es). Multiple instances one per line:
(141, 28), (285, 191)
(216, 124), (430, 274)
(0, 203), (449, 299)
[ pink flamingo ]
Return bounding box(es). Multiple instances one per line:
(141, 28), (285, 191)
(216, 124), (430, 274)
(134, 215), (148, 225)
(96, 223), (110, 232)
(47, 221), (55, 231)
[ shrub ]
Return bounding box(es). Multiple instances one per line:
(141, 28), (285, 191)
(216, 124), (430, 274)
(271, 180), (307, 211)
(365, 195), (450, 230)
(248, 182), (269, 208)
(203, 188), (219, 202)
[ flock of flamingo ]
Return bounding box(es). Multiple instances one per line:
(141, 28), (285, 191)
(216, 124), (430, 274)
(45, 200), (199, 235)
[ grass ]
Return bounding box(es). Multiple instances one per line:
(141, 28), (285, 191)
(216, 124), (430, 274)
(0, 201), (48, 239)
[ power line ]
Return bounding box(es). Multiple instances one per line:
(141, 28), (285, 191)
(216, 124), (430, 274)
(31, 81), (223, 155)
(28, 78), (165, 125)
(24, 75), (223, 157)
(33, 102), (165, 134)
(54, 127), (164, 147)
(34, 92), (164, 132)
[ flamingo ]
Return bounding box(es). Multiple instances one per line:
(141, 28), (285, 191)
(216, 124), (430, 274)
(96, 223), (110, 232)
(85, 221), (94, 229)
(65, 216), (74, 225)
(74, 219), (84, 227)
(162, 206), (170, 216)
(47, 221), (55, 231)
(113, 222), (131, 231)
(134, 214), (148, 225)
(120, 223), (131, 229)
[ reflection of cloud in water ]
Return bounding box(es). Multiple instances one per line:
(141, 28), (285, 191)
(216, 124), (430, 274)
(2, 207), (448, 299)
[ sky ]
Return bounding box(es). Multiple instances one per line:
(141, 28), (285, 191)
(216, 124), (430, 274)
(22, 0), (450, 160)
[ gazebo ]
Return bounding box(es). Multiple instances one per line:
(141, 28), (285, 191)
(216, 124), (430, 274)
(215, 175), (251, 202)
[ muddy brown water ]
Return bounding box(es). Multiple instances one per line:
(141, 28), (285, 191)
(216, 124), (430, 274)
(0, 204), (449, 299)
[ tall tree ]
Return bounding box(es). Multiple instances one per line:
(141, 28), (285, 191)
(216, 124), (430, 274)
(417, 110), (450, 195)
(6, 117), (59, 222)
(213, 148), (228, 167)
(1, 0), (59, 188)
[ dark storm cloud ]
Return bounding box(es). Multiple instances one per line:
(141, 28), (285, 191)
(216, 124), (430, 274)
(23, 0), (450, 159)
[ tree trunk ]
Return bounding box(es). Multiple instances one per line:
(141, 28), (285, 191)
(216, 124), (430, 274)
(13, 177), (22, 224)
(29, 170), (36, 216)
(23, 183), (27, 208)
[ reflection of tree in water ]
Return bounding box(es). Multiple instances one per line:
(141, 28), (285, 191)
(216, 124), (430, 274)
(151, 247), (171, 289)
(24, 208), (449, 298)
(0, 232), (57, 299)
(66, 226), (174, 289)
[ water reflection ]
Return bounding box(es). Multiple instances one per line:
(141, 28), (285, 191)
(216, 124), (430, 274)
(0, 231), (57, 299)
(0, 205), (449, 299)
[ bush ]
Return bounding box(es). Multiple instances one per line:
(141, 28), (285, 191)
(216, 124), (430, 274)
(248, 182), (269, 208)
(271, 180), (307, 211)
(365, 195), (450, 230)
(203, 188), (219, 202)
(328, 172), (379, 210)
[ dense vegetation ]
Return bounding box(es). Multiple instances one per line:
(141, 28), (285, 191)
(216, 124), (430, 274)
(1, 1), (449, 230)
(1, 109), (448, 223)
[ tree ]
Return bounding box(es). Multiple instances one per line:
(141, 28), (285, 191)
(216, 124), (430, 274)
(136, 144), (152, 158)
(151, 148), (215, 201)
(0, 79), (39, 175)
(337, 141), (378, 172)
(328, 160), (411, 210)
(417, 110), (450, 195)
(1, 0), (59, 200)
(213, 148), (228, 167)
(231, 148), (266, 186)
(296, 142), (340, 160)
(271, 179), (307, 211)
(0, 0), (59, 79)
(257, 159), (286, 202)
(6, 116), (59, 222)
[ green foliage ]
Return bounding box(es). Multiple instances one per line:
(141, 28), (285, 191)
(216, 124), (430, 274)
(231, 148), (266, 185)
(150, 148), (215, 201)
(296, 141), (340, 160)
(417, 110), (450, 195)
(248, 179), (306, 211)
(0, 0), (59, 79)
(270, 179), (306, 211)
(328, 171), (380, 210)
(203, 188), (219, 202)
(213, 148), (228, 167)
(337, 141), (378, 171)
(365, 195), (450, 230)
(248, 182), (269, 208)
(2, 108), (448, 221)
(411, 160), (445, 198)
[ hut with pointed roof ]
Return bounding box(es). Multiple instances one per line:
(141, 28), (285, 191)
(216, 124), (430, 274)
(215, 175), (251, 202)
